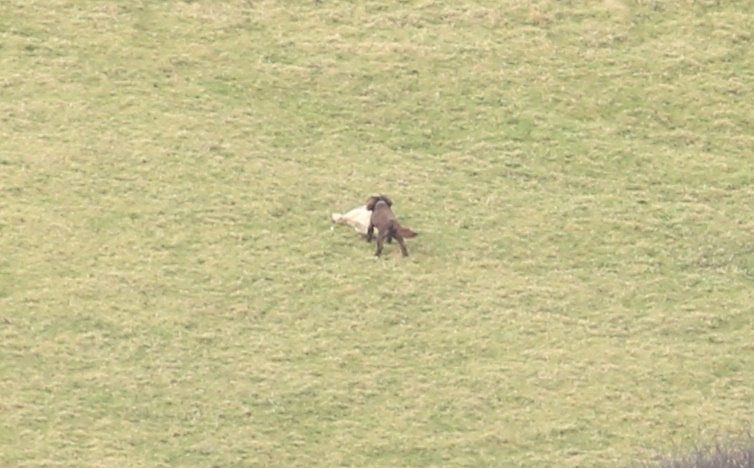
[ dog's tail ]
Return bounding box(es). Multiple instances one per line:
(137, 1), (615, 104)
(399, 226), (418, 238)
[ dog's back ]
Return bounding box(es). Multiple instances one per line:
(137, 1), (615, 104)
(370, 200), (396, 231)
(376, 202), (416, 237)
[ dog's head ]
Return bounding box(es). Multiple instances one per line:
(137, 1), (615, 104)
(366, 194), (393, 211)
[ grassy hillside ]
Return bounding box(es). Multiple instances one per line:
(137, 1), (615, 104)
(2, 1), (753, 466)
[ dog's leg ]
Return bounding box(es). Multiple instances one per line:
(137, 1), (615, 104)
(375, 231), (387, 257)
(394, 231), (409, 257)
(366, 223), (374, 242)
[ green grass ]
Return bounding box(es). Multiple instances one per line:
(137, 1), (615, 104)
(2, 0), (754, 466)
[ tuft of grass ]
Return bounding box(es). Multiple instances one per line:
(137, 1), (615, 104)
(2, 0), (754, 466)
(648, 434), (754, 468)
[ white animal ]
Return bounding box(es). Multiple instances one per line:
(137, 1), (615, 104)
(331, 205), (373, 235)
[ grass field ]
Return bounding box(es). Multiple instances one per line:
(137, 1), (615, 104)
(2, 1), (754, 466)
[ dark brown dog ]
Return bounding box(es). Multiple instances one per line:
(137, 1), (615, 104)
(365, 195), (417, 257)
